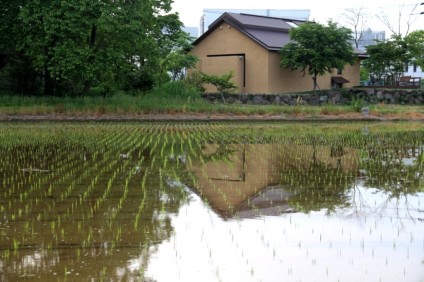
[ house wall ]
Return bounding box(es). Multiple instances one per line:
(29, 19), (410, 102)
(190, 23), (270, 93)
(268, 52), (361, 93)
(340, 58), (361, 88)
(191, 22), (361, 94)
(201, 56), (244, 91)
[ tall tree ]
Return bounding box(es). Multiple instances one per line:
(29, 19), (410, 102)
(158, 32), (198, 82)
(140, 12), (195, 84)
(0, 0), (39, 94)
(280, 21), (355, 92)
(341, 7), (368, 49)
(364, 36), (410, 84)
(0, 0), (24, 54)
(405, 30), (424, 69)
(16, 0), (181, 95)
(377, 2), (422, 37)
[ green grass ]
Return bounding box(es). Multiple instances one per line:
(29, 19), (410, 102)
(0, 93), (342, 116)
(0, 90), (423, 119)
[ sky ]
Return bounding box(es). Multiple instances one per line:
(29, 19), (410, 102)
(172, 0), (424, 36)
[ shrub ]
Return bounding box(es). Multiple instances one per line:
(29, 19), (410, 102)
(202, 71), (237, 103)
(185, 71), (205, 93)
(202, 71), (237, 94)
(350, 97), (365, 112)
(148, 81), (200, 100)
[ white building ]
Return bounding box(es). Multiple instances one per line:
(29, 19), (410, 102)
(404, 63), (424, 79)
(357, 28), (386, 52)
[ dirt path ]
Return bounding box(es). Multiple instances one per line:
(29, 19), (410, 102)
(0, 113), (423, 122)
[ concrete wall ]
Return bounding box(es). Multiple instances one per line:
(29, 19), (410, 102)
(202, 89), (424, 105)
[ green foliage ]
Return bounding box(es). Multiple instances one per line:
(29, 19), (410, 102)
(147, 81), (200, 100)
(201, 71), (238, 103)
(157, 28), (199, 83)
(364, 36), (409, 84)
(280, 21), (355, 92)
(350, 97), (365, 112)
(0, 0), (192, 96)
(0, 0), (24, 52)
(360, 66), (369, 83)
(363, 31), (424, 85)
(185, 71), (206, 93)
(89, 83), (119, 97)
(405, 30), (424, 69)
(202, 71), (237, 94)
(0, 55), (39, 94)
(160, 50), (198, 82)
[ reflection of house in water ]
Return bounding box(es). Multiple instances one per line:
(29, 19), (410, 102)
(188, 144), (359, 218)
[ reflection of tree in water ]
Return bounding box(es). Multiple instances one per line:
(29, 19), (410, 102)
(361, 144), (424, 196)
(280, 147), (355, 214)
(330, 144), (345, 169)
(351, 144), (424, 222)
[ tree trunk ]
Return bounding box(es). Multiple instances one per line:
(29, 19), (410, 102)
(43, 63), (53, 96)
(312, 73), (321, 93)
(312, 75), (317, 93)
(82, 24), (97, 96)
(43, 46), (55, 95)
(82, 80), (92, 96)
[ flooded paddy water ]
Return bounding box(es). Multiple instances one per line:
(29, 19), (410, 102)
(0, 121), (423, 281)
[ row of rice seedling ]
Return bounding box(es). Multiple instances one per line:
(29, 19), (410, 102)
(1, 121), (423, 281)
(166, 122), (424, 219)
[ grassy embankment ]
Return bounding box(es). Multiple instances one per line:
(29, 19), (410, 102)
(1, 83), (423, 119)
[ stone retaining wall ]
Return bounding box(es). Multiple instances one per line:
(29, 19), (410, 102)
(202, 88), (424, 105)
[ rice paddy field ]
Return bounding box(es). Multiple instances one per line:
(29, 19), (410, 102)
(0, 121), (423, 281)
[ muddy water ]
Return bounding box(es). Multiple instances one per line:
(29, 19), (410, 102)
(0, 122), (423, 281)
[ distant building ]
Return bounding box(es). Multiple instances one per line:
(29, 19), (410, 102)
(404, 63), (424, 79)
(200, 9), (311, 35)
(357, 28), (386, 51)
(182, 27), (199, 38)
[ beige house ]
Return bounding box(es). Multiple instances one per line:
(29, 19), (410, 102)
(190, 13), (366, 94)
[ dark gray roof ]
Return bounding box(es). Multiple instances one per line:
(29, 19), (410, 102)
(353, 47), (369, 58)
(234, 186), (295, 219)
(244, 28), (292, 50)
(193, 12), (308, 51)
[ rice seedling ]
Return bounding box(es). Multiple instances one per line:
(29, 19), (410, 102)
(0, 122), (423, 281)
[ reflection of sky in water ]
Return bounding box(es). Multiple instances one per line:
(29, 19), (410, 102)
(145, 183), (424, 282)
(1, 123), (423, 281)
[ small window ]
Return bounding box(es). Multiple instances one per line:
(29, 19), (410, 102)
(404, 63), (409, 72)
(337, 67), (342, 75)
(413, 63), (417, 73)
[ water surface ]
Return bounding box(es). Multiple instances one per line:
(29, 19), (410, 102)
(0, 122), (423, 281)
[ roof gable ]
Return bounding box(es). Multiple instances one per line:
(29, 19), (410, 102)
(193, 12), (308, 51)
